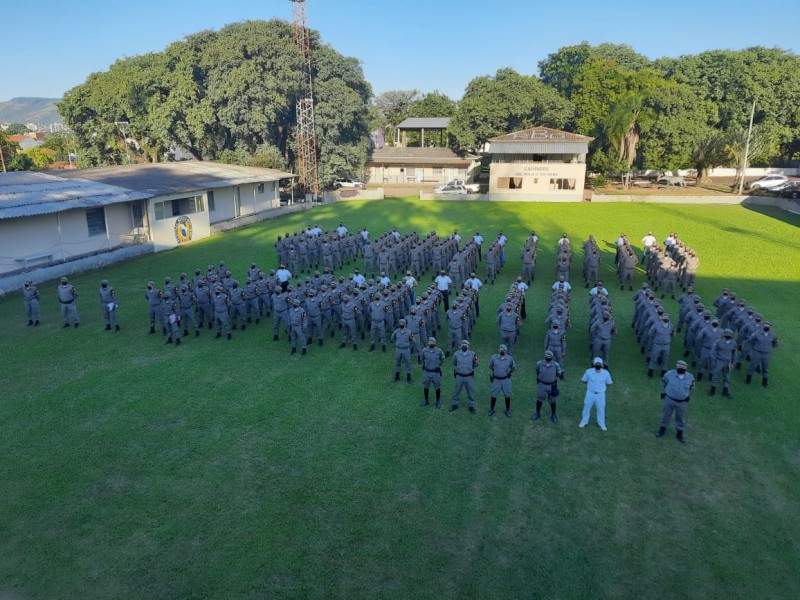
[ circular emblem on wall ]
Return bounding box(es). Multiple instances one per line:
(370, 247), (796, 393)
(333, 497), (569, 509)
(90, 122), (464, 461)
(174, 216), (193, 244)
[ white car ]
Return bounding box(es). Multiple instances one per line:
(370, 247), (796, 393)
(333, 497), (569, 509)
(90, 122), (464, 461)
(333, 177), (365, 189)
(747, 175), (788, 191)
(434, 183), (468, 194)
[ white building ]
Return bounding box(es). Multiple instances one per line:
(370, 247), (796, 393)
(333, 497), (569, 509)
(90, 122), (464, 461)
(0, 162), (295, 287)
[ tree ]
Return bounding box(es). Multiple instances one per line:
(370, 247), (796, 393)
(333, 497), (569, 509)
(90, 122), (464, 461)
(725, 124), (775, 190)
(22, 147), (57, 170)
(449, 68), (575, 153)
(58, 19), (372, 180)
(690, 131), (727, 182)
(4, 123), (30, 135)
(374, 89), (419, 126)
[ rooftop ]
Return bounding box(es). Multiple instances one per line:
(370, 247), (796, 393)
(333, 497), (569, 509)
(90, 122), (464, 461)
(367, 147), (479, 165)
(488, 127), (594, 144)
(395, 117), (451, 130)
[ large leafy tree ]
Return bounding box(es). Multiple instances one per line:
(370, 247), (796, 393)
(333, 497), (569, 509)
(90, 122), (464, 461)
(449, 68), (575, 153)
(59, 19), (372, 185)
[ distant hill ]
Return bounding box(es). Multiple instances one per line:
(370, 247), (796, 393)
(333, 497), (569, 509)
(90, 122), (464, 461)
(0, 97), (62, 125)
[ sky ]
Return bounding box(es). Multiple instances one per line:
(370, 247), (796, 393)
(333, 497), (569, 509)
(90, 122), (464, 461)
(1, 0), (798, 102)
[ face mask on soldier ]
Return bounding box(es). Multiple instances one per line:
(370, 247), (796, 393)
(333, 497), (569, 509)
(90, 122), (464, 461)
(677, 368), (686, 374)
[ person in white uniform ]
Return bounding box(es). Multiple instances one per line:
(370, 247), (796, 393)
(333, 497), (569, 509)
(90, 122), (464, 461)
(579, 357), (614, 431)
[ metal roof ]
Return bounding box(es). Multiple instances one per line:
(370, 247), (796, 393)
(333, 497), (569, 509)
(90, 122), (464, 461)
(489, 142), (589, 155)
(488, 127), (593, 143)
(396, 117), (451, 129)
(50, 162), (296, 196)
(367, 147), (479, 166)
(0, 162), (297, 220)
(0, 172), (151, 220)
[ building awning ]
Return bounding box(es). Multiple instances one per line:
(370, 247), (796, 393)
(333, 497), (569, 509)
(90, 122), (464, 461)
(366, 147), (479, 166)
(489, 142), (589, 155)
(396, 117), (451, 129)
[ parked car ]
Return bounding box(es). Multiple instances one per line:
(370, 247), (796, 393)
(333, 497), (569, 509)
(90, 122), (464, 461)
(333, 177), (365, 189)
(445, 179), (480, 193)
(746, 174), (789, 191)
(434, 183), (468, 194)
(779, 181), (800, 199)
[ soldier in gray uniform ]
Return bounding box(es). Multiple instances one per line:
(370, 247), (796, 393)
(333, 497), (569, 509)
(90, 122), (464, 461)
(213, 287), (232, 340)
(647, 314), (674, 377)
(194, 280), (213, 329)
(709, 328), (737, 397)
(228, 281), (247, 331)
(420, 337), (445, 408)
(450, 340), (479, 414)
(368, 294), (387, 352)
(305, 289), (325, 346)
(243, 278), (260, 324)
(391, 319), (415, 383)
(696, 317), (723, 381)
(747, 322), (778, 388)
(178, 284), (199, 337)
(161, 291), (181, 346)
(57, 277), (80, 328)
(496, 304), (520, 354)
(445, 305), (464, 357)
(339, 295), (359, 350)
(272, 287), (289, 341)
(99, 279), (120, 331)
(145, 280), (164, 335)
(590, 310), (616, 367)
(488, 344), (516, 417)
(23, 280), (40, 326)
(533, 350), (563, 423)
(656, 359), (695, 444)
(289, 298), (308, 355)
(544, 322), (566, 369)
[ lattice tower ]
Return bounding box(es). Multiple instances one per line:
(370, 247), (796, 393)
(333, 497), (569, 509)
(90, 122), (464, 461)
(291, 0), (320, 197)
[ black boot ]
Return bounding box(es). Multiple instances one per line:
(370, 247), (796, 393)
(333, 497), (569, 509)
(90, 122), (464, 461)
(735, 362), (741, 370)
(216, 332), (222, 339)
(489, 397), (496, 416)
(746, 373), (752, 384)
(762, 377), (769, 388)
(435, 389), (441, 409)
(318, 339), (323, 347)
(647, 368), (653, 378)
(339, 342), (346, 349)
(382, 344), (386, 352)
(183, 329), (188, 337)
(291, 347), (297, 354)
(369, 344), (375, 352)
(394, 372), (400, 382)
(227, 333), (232, 340)
(105, 324), (111, 331)
(208, 322), (213, 330)
(274, 334), (279, 341)
(195, 329), (200, 337)
(35, 321), (40, 326)
(421, 388), (430, 406)
(504, 397), (511, 418)
(676, 430), (685, 444)
(550, 403), (558, 423)
(353, 344), (358, 351)
(27, 320), (33, 326)
(691, 360), (697, 367)
(162, 327), (167, 335)
(165, 337), (173, 344)
(683, 350), (689, 357)
(407, 373), (412, 384)
(696, 372), (703, 382)
(175, 338), (181, 346)
(723, 387), (731, 398)
(241, 324), (246, 331)
(301, 347), (307, 355)
(532, 400), (542, 421)
(656, 426), (666, 438)
(709, 385), (716, 396)
(115, 325), (120, 332)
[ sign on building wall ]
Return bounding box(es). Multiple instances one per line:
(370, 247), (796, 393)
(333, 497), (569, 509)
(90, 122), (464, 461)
(174, 216), (193, 244)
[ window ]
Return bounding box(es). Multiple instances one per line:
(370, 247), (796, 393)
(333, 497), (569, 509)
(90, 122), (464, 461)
(257, 183), (265, 194)
(498, 177), (524, 189)
(550, 178), (576, 190)
(86, 207), (106, 236)
(131, 202), (144, 228)
(207, 190), (215, 212)
(153, 196), (205, 221)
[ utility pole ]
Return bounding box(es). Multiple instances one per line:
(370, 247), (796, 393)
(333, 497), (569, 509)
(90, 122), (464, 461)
(738, 100), (756, 195)
(291, 0), (320, 201)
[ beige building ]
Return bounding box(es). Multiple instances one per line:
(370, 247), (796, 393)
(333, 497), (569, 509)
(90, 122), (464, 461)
(488, 127), (593, 201)
(0, 162), (294, 286)
(366, 147), (481, 186)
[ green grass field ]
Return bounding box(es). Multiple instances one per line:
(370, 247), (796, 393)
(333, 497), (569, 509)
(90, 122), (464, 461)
(2, 199), (799, 599)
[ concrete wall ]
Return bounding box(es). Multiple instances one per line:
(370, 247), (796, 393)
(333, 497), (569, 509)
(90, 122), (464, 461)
(489, 162), (586, 201)
(0, 242), (154, 295)
(325, 188), (386, 202)
(208, 183), (280, 224)
(368, 165), (471, 185)
(209, 202), (315, 235)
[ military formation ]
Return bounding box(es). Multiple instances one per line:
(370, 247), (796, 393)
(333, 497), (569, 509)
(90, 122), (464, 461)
(19, 223), (780, 440)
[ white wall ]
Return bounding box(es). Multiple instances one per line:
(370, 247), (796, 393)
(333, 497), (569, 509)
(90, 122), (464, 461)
(147, 194), (211, 252)
(489, 162), (587, 201)
(209, 183), (280, 224)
